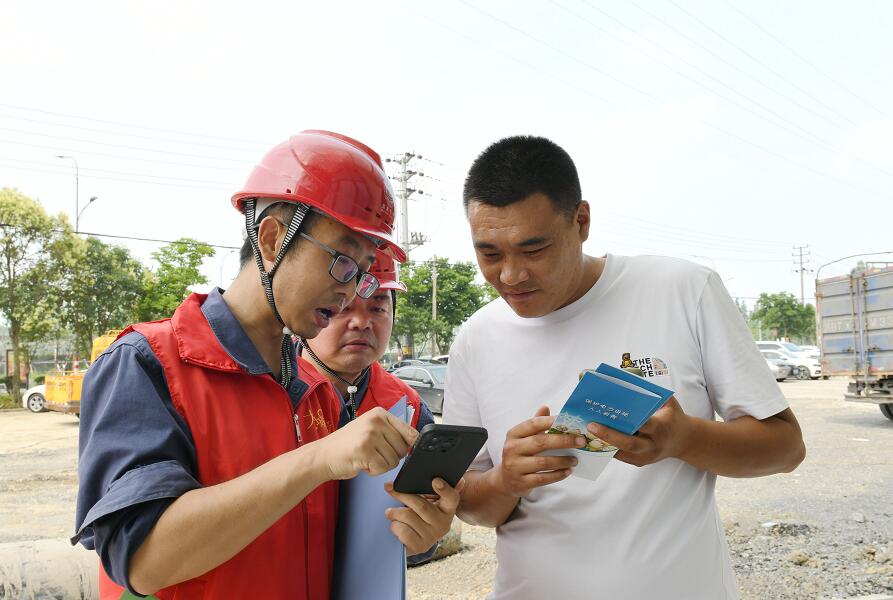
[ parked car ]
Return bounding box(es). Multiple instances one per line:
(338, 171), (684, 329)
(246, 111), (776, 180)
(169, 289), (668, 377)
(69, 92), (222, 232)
(431, 355), (449, 364)
(757, 343), (822, 379)
(387, 359), (433, 372)
(22, 384), (47, 413)
(763, 357), (792, 382)
(757, 341), (818, 361)
(797, 345), (821, 359)
(392, 365), (447, 414)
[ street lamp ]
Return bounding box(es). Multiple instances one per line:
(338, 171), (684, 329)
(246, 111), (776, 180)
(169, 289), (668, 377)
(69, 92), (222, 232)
(815, 251), (893, 281)
(77, 196), (98, 230)
(55, 155), (80, 232)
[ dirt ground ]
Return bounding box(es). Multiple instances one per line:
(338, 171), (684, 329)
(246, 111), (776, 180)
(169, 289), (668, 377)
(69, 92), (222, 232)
(1, 379), (891, 599)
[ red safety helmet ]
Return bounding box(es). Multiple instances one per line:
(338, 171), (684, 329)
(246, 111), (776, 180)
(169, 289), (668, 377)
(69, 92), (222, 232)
(370, 251), (407, 292)
(232, 130), (406, 263)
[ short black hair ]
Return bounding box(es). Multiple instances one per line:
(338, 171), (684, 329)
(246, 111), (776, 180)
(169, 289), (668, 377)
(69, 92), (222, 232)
(239, 202), (318, 267)
(463, 135), (582, 218)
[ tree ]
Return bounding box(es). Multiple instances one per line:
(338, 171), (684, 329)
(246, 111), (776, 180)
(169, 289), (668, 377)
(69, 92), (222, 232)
(137, 238), (214, 321)
(0, 188), (73, 399)
(751, 292), (816, 343)
(394, 259), (491, 355)
(734, 297), (750, 321)
(61, 237), (144, 359)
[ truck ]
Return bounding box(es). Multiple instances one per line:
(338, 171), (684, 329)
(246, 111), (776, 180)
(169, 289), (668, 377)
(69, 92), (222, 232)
(43, 330), (122, 416)
(816, 266), (893, 421)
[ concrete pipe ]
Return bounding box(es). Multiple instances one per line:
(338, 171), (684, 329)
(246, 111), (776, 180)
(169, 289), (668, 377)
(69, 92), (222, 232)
(0, 539), (98, 600)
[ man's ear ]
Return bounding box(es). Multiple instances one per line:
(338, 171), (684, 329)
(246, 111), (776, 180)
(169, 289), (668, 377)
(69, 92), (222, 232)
(256, 216), (285, 269)
(576, 200), (591, 243)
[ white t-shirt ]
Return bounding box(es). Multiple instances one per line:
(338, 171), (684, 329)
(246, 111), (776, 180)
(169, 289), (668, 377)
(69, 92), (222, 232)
(443, 254), (788, 600)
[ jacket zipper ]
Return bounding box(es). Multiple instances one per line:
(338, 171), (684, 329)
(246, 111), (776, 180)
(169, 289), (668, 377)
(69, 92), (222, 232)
(289, 393), (311, 599)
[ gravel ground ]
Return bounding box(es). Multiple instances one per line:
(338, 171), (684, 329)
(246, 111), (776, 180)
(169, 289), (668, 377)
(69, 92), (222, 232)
(408, 379), (893, 599)
(0, 410), (79, 544)
(2, 379), (891, 599)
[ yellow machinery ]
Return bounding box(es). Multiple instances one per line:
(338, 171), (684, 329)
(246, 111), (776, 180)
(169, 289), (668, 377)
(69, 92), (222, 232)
(44, 330), (122, 416)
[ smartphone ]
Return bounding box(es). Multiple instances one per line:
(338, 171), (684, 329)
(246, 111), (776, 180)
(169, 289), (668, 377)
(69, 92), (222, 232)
(392, 424), (488, 495)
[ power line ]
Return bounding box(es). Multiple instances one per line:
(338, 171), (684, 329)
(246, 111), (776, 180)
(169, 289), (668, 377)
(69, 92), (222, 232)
(397, 2), (620, 109)
(568, 0), (840, 140)
(0, 139), (247, 172)
(0, 157), (235, 186)
(0, 126), (254, 163)
(627, 0), (855, 130)
(593, 233), (794, 262)
(453, 2), (893, 201)
(0, 102), (273, 146)
(724, 0), (886, 116)
(0, 221), (238, 250)
(566, 0), (893, 178)
(597, 220), (790, 255)
(0, 113), (266, 153)
(0, 162), (231, 191)
(78, 230), (239, 251)
(457, 0), (663, 104)
(664, 0), (862, 128)
(599, 209), (786, 249)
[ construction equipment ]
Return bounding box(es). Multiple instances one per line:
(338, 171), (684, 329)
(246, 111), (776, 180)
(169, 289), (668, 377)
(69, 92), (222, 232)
(44, 330), (122, 417)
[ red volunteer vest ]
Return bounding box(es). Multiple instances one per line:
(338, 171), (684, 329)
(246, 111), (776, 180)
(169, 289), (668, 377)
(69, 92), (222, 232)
(98, 293), (341, 600)
(358, 362), (422, 428)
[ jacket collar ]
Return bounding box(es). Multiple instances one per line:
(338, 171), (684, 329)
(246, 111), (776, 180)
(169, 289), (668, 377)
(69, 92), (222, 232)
(172, 289), (293, 377)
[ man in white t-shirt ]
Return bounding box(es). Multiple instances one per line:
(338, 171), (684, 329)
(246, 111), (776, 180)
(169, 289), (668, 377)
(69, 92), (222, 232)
(443, 135), (806, 600)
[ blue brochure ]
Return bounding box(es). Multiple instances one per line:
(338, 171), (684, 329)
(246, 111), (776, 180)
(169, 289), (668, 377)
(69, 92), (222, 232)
(543, 363), (674, 480)
(332, 398), (408, 600)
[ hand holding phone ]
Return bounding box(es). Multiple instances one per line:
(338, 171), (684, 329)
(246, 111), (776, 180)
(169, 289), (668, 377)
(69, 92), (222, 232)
(392, 424), (488, 495)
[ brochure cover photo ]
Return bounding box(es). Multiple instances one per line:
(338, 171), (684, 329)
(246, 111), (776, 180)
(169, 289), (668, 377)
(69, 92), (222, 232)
(544, 363), (675, 480)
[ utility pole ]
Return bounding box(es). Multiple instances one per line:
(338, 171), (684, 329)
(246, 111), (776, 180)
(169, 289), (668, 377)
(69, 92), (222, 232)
(56, 155), (79, 232)
(431, 256), (438, 355)
(384, 151), (441, 357)
(793, 245), (812, 306)
(385, 152), (429, 254)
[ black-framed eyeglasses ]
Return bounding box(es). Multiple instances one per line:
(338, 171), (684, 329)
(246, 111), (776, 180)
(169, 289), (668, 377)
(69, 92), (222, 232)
(299, 232), (380, 299)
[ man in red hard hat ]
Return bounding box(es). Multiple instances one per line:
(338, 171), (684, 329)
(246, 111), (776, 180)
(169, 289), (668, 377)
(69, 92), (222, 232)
(302, 252), (461, 564)
(74, 131), (426, 599)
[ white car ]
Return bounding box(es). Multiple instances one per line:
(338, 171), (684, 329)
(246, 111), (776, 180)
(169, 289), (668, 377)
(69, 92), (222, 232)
(798, 345), (821, 359)
(764, 358), (791, 382)
(757, 341), (818, 360)
(22, 384), (47, 413)
(757, 344), (822, 379)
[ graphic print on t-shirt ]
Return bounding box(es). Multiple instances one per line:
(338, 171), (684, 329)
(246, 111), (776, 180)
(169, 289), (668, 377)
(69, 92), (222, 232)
(619, 352), (670, 378)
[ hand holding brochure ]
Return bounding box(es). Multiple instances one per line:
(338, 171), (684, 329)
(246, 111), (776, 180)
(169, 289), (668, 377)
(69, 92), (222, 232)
(543, 363), (674, 480)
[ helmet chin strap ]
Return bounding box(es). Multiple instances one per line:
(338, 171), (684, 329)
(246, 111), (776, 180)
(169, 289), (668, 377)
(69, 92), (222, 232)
(245, 198), (309, 388)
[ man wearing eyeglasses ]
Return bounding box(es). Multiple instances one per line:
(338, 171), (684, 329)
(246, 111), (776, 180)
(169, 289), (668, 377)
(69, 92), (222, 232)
(301, 251), (461, 564)
(73, 131), (420, 600)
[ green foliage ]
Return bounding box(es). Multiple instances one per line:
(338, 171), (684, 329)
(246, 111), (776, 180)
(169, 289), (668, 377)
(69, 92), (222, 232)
(0, 188), (73, 399)
(734, 297), (750, 321)
(394, 259), (492, 354)
(751, 292), (816, 342)
(0, 393), (15, 409)
(136, 238), (214, 322)
(61, 237), (144, 358)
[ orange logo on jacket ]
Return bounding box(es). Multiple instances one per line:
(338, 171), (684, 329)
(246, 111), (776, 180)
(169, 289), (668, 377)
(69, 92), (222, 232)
(305, 408), (332, 433)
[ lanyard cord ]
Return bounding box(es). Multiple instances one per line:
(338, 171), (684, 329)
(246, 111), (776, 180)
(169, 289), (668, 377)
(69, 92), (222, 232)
(298, 338), (367, 421)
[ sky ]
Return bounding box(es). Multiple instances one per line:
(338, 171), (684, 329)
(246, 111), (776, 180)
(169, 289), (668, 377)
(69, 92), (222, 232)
(2, 0), (891, 310)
